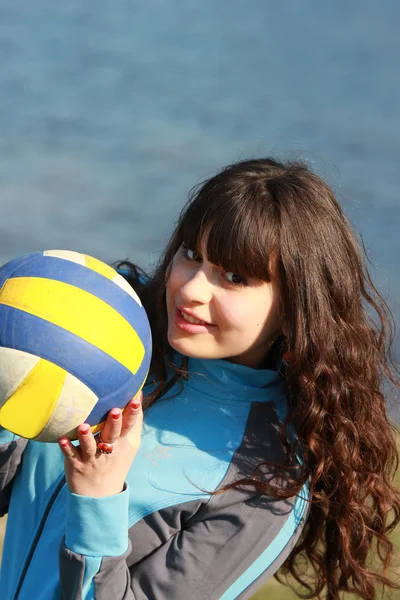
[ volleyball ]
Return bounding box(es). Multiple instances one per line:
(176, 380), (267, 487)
(0, 250), (152, 442)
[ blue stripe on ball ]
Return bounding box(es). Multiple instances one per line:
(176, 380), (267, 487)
(85, 352), (150, 425)
(5, 256), (151, 345)
(0, 252), (44, 292)
(0, 305), (132, 398)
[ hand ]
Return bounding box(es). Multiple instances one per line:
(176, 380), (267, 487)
(59, 392), (143, 497)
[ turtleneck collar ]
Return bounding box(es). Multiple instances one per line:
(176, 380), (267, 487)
(183, 356), (286, 404)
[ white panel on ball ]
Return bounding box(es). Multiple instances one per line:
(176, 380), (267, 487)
(35, 372), (99, 442)
(43, 250), (85, 265)
(0, 347), (40, 407)
(112, 273), (142, 306)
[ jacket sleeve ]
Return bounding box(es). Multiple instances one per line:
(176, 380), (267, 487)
(59, 481), (310, 600)
(0, 427), (28, 516)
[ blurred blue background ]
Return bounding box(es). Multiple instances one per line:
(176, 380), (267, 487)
(0, 1), (399, 418)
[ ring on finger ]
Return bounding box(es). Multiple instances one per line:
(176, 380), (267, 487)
(96, 434), (116, 455)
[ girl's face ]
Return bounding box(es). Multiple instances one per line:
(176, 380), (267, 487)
(166, 243), (281, 369)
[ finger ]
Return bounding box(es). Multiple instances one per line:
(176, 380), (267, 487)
(120, 394), (143, 438)
(77, 424), (97, 459)
(59, 437), (79, 461)
(99, 407), (123, 444)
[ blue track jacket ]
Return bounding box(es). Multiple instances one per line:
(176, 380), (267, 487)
(0, 357), (310, 600)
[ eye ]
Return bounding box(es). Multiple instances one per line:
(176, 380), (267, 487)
(223, 271), (248, 287)
(181, 246), (202, 262)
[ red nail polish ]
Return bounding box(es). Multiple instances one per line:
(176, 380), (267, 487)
(130, 399), (141, 410)
(111, 409), (121, 420)
(60, 439), (69, 447)
(80, 425), (90, 435)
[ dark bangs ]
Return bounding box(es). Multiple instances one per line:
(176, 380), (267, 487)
(176, 179), (279, 282)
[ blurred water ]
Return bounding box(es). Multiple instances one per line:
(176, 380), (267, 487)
(0, 0), (399, 419)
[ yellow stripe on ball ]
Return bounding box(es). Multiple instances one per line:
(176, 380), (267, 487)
(83, 255), (117, 280)
(0, 276), (144, 374)
(0, 358), (67, 438)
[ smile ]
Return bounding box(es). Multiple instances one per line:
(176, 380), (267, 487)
(180, 310), (207, 325)
(174, 308), (216, 333)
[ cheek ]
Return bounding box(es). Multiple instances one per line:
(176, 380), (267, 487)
(166, 263), (182, 301)
(220, 294), (279, 333)
(218, 297), (253, 328)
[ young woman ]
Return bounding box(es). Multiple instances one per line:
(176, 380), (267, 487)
(0, 158), (399, 600)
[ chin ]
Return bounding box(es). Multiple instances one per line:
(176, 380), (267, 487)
(168, 334), (216, 360)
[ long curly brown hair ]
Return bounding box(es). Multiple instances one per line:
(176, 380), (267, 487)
(119, 158), (400, 599)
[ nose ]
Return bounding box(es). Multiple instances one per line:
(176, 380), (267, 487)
(179, 268), (213, 305)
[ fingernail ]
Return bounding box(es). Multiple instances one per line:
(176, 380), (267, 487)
(130, 399), (141, 410)
(60, 439), (69, 447)
(111, 409), (121, 420)
(80, 425), (90, 435)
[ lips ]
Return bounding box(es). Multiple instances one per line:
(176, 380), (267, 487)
(181, 312), (205, 325)
(174, 308), (216, 333)
(178, 306), (213, 325)
(178, 307), (213, 326)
